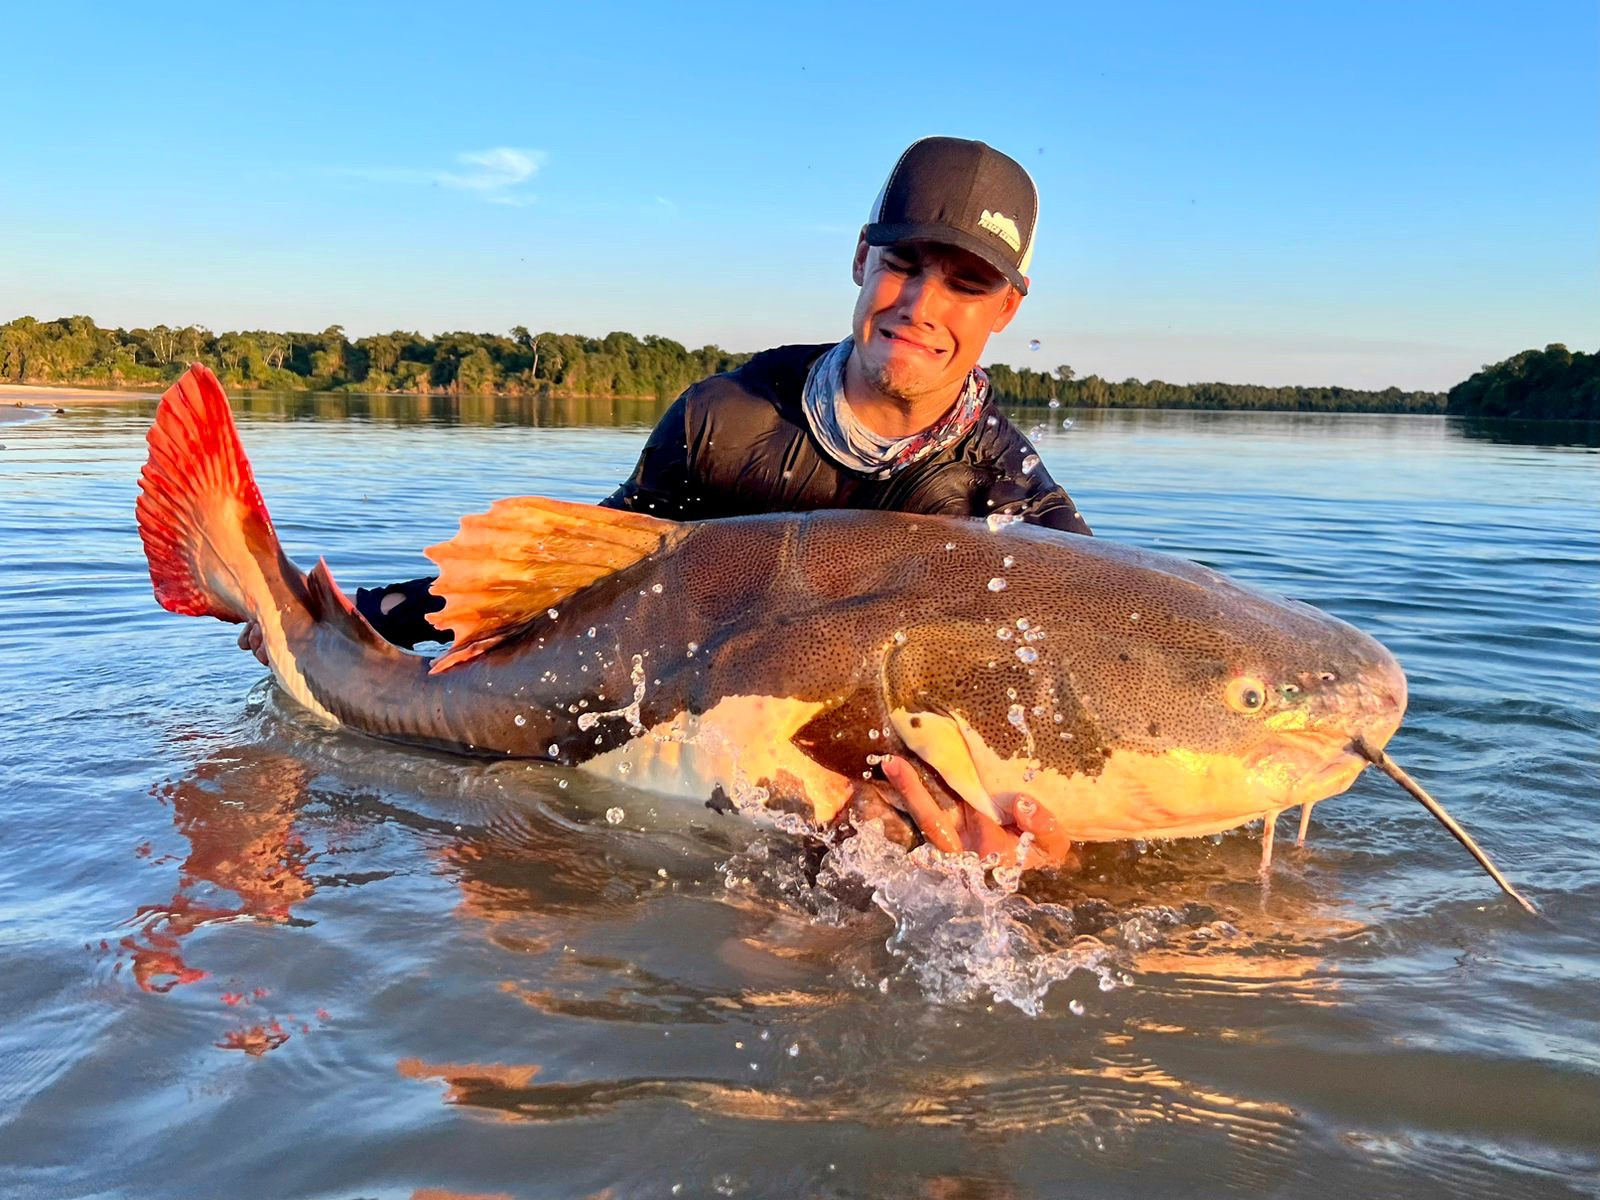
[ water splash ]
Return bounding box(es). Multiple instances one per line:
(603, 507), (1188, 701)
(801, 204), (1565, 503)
(819, 824), (1115, 1015)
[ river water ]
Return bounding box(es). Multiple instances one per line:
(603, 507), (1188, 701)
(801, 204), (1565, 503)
(1, 395), (1596, 1199)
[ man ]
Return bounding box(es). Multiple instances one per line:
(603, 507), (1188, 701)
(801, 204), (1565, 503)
(341, 135), (1089, 646)
(241, 136), (1088, 863)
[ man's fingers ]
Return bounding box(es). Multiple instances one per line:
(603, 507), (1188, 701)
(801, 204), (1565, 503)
(965, 805), (1021, 864)
(236, 621), (269, 666)
(846, 781), (918, 849)
(1014, 795), (1074, 867)
(881, 755), (963, 854)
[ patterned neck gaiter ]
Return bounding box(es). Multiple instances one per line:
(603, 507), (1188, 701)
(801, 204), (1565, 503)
(800, 338), (989, 480)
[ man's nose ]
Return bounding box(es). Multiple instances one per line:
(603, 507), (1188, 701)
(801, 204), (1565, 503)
(897, 275), (940, 324)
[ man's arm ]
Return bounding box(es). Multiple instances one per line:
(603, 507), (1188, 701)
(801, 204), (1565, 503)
(601, 392), (695, 516)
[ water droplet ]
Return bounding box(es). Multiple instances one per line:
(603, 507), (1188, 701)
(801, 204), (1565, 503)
(1048, 398), (1061, 409)
(787, 1043), (800, 1057)
(513, 713), (526, 726)
(1002, 555), (1016, 569)
(548, 743), (559, 756)
(1008, 704), (1027, 728)
(944, 541), (956, 551)
(1016, 646), (1038, 664)
(557, 778), (568, 788)
(1069, 999), (1085, 1016)
(651, 583), (663, 594)
(617, 761), (632, 776)
(1129, 612), (1140, 621)
(868, 729), (879, 740)
(997, 627), (1013, 640)
(1062, 417), (1074, 430)
(1016, 617), (1030, 631)
(987, 577), (1008, 592)
(686, 641), (699, 657)
(986, 510), (1023, 533)
(1021, 453), (1040, 476)
(586, 626), (597, 638)
(985, 414), (999, 427)
(605, 807), (625, 824)
(893, 630), (907, 645)
(1027, 338), (1041, 351)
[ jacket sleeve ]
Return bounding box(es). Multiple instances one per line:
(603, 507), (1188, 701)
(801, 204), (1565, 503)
(354, 576), (450, 648)
(600, 392), (697, 517)
(1018, 483), (1093, 535)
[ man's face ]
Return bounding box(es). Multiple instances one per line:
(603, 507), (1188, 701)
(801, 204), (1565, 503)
(850, 236), (1025, 406)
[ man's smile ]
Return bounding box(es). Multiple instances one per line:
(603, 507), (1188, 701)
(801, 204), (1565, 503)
(879, 329), (946, 355)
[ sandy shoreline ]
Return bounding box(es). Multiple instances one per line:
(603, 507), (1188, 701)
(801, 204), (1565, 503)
(1, 382), (160, 407)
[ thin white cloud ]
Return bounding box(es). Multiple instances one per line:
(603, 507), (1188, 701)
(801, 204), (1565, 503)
(330, 147), (546, 205)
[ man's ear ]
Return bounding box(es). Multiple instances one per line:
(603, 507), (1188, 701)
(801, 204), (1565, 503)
(990, 284), (1026, 333)
(852, 232), (870, 286)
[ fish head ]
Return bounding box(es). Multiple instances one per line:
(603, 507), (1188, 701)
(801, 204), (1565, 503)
(882, 533), (1408, 844)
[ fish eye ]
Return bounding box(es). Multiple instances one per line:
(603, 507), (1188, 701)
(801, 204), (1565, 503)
(1225, 676), (1269, 714)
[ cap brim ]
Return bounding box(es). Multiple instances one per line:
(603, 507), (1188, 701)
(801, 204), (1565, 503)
(863, 222), (1028, 294)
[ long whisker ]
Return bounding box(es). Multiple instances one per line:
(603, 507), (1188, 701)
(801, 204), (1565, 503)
(1352, 737), (1539, 917)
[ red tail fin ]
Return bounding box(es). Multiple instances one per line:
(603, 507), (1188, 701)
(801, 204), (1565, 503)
(136, 363), (275, 623)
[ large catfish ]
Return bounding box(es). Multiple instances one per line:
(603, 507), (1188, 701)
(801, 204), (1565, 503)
(137, 366), (1533, 911)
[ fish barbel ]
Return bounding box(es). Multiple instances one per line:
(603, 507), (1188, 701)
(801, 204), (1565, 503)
(136, 365), (1535, 911)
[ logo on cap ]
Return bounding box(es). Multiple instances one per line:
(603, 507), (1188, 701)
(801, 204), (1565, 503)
(978, 209), (1022, 253)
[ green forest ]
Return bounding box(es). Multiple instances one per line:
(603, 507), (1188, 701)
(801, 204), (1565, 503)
(4, 313), (1584, 417)
(1444, 344), (1598, 420)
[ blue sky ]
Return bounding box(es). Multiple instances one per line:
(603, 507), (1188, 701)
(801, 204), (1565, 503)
(3, 0), (1595, 389)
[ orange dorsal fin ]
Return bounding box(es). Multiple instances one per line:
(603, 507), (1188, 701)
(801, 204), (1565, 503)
(422, 497), (679, 674)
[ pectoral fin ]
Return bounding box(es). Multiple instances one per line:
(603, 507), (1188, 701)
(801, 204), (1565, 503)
(887, 709), (1007, 825)
(423, 497), (681, 673)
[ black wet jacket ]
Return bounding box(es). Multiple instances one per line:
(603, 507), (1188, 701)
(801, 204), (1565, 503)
(359, 342), (1092, 647)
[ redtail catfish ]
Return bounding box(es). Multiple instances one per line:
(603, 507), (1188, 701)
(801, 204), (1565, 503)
(137, 366), (1534, 911)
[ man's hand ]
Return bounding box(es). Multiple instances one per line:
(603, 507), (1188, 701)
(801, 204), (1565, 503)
(236, 621), (269, 666)
(872, 754), (1075, 870)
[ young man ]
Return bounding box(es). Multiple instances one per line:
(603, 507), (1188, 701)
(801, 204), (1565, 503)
(343, 135), (1091, 648)
(237, 137), (1087, 865)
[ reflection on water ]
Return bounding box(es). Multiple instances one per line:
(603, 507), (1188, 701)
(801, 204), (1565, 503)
(2, 403), (1596, 1198)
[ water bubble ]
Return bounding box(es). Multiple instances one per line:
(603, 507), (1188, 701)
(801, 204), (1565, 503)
(987, 577), (1008, 592)
(1027, 338), (1041, 351)
(985, 511), (1023, 533)
(513, 713), (526, 727)
(1016, 646), (1039, 664)
(605, 807), (625, 825)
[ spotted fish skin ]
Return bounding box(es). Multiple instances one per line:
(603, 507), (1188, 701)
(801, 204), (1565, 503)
(139, 365), (1406, 843)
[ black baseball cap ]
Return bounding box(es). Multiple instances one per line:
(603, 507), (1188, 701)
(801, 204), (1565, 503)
(863, 137), (1038, 294)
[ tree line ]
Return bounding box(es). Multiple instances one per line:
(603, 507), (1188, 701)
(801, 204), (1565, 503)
(17, 312), (1572, 416)
(0, 316), (747, 402)
(1444, 344), (1598, 420)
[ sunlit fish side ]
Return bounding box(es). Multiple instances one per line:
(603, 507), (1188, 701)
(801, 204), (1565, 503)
(135, 365), (1535, 912)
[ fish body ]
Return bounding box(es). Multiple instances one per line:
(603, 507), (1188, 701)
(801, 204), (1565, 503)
(137, 366), (1406, 852)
